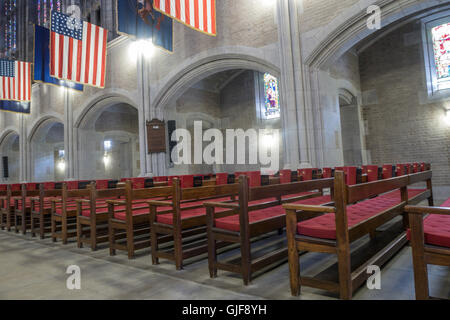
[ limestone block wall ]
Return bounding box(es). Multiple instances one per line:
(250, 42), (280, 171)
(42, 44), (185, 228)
(360, 21), (450, 196)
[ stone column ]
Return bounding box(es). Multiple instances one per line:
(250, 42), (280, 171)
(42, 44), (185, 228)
(275, 0), (310, 169)
(19, 114), (27, 182)
(137, 53), (167, 177)
(64, 90), (76, 180)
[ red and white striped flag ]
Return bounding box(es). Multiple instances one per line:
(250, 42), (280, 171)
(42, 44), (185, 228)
(153, 0), (216, 36)
(50, 11), (108, 88)
(0, 60), (32, 102)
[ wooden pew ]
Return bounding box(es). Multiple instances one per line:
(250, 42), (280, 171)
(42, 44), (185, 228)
(148, 174), (238, 270)
(283, 169), (433, 299)
(76, 180), (124, 251)
(405, 199), (450, 300)
(0, 184), (6, 229)
(107, 180), (174, 259)
(205, 175), (333, 285)
(51, 181), (91, 244)
(13, 183), (40, 235)
(0, 184), (22, 231)
(30, 182), (63, 239)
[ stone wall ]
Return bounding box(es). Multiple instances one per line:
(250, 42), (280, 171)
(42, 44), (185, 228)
(360, 21), (450, 197)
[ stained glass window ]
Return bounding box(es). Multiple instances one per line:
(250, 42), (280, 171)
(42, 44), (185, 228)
(37, 0), (62, 27)
(1, 0), (17, 57)
(431, 22), (450, 89)
(263, 73), (280, 120)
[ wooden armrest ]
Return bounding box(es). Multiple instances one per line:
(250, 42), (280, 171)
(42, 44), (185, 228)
(283, 204), (336, 213)
(147, 200), (173, 207)
(405, 205), (450, 216)
(204, 202), (239, 209)
(29, 197), (40, 201)
(75, 199), (91, 204)
(106, 200), (126, 205)
(52, 199), (62, 203)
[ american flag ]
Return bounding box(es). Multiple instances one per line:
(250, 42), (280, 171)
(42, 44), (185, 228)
(0, 59), (32, 102)
(50, 11), (108, 88)
(153, 0), (216, 36)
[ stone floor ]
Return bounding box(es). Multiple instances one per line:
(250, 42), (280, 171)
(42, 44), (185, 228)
(0, 224), (449, 300)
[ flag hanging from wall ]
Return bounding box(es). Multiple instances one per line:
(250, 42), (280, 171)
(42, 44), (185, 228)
(153, 0), (216, 36)
(50, 11), (108, 88)
(0, 100), (30, 114)
(34, 25), (83, 92)
(0, 59), (32, 102)
(117, 0), (173, 52)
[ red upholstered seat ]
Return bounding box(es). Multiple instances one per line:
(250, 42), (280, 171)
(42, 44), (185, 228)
(297, 196), (400, 239)
(156, 206), (228, 225)
(380, 188), (426, 200)
(114, 208), (150, 220)
(215, 195), (332, 232)
(215, 205), (286, 232)
(292, 194), (332, 205)
(407, 198), (450, 248)
(156, 197), (233, 225)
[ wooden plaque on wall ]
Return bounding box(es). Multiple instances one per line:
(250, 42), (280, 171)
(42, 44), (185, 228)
(146, 119), (166, 154)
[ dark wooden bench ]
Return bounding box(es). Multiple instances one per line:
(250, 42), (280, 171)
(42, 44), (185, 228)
(405, 198), (450, 300)
(13, 183), (40, 235)
(30, 182), (63, 239)
(0, 184), (22, 231)
(76, 180), (124, 251)
(107, 180), (174, 259)
(283, 169), (433, 299)
(148, 174), (238, 270)
(51, 182), (91, 244)
(205, 175), (333, 285)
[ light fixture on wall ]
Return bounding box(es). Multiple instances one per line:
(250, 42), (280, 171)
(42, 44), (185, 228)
(57, 149), (65, 172)
(129, 39), (154, 61)
(262, 131), (274, 148)
(58, 159), (66, 171)
(103, 153), (110, 166)
(445, 109), (450, 125)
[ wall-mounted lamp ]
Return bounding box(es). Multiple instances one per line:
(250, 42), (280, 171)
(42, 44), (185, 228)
(57, 159), (66, 171)
(445, 109), (450, 124)
(103, 153), (110, 166)
(262, 132), (274, 148)
(129, 39), (154, 61)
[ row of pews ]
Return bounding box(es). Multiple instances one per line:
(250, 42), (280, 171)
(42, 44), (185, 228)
(0, 163), (448, 300)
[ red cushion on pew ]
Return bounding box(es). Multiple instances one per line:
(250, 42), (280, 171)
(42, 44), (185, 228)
(406, 198), (450, 248)
(292, 195), (332, 205)
(215, 205), (286, 232)
(156, 205), (228, 225)
(380, 188), (426, 200)
(214, 195), (333, 232)
(297, 196), (400, 239)
(114, 208), (150, 221)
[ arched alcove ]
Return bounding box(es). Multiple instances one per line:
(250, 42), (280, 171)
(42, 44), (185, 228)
(0, 131), (20, 183)
(29, 120), (65, 182)
(77, 102), (140, 180)
(164, 68), (284, 175)
(339, 89), (363, 166)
